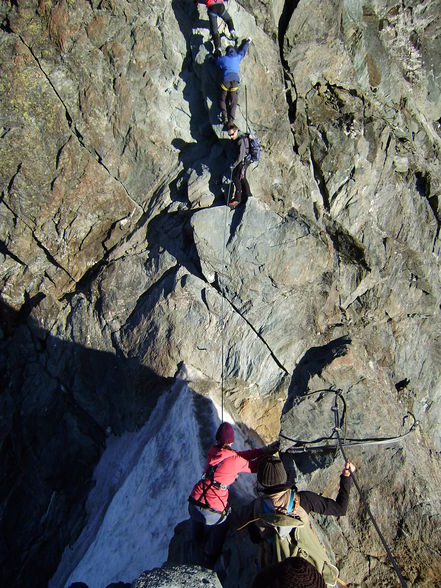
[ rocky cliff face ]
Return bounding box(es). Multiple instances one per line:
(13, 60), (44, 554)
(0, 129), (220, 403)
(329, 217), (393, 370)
(1, 0), (441, 586)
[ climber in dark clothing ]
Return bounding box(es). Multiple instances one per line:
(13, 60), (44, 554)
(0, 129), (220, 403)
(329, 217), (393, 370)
(227, 123), (252, 208)
(254, 456), (354, 519)
(215, 38), (250, 125)
(249, 456), (356, 571)
(195, 0), (237, 53)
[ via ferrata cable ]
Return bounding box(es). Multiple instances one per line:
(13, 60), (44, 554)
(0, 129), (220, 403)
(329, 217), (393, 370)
(245, 85), (250, 134)
(219, 167), (234, 421)
(331, 393), (409, 588)
(279, 389), (417, 453)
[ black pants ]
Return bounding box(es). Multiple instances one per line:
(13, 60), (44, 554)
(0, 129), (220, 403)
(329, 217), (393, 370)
(219, 81), (239, 123)
(232, 161), (251, 203)
(207, 3), (235, 50)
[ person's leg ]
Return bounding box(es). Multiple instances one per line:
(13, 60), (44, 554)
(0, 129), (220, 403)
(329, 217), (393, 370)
(220, 8), (236, 38)
(228, 87), (239, 122)
(205, 516), (230, 563)
(188, 502), (207, 543)
(219, 87), (228, 123)
(208, 11), (221, 51)
(232, 165), (243, 203)
(241, 162), (252, 203)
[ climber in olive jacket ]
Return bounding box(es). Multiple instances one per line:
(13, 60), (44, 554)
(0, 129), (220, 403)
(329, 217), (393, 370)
(249, 456), (356, 570)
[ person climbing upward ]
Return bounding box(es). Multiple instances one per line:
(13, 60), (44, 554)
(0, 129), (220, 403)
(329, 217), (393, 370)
(195, 0), (237, 53)
(215, 38), (251, 125)
(226, 122), (253, 208)
(188, 422), (278, 567)
(247, 456), (356, 585)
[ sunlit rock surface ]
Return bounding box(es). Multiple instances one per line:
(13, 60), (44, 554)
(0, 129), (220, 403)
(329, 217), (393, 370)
(1, 0), (440, 586)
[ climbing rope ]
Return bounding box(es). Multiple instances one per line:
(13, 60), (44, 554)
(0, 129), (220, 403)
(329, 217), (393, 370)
(245, 84), (250, 134)
(331, 393), (409, 588)
(219, 167), (234, 421)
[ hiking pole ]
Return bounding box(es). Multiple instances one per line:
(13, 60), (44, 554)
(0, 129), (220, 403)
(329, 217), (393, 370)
(331, 396), (408, 588)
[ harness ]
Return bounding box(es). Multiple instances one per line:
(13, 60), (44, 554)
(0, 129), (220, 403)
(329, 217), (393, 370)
(202, 460), (229, 490)
(189, 458), (230, 514)
(220, 82), (238, 92)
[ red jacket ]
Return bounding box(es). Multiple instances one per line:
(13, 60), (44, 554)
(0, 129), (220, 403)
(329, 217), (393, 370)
(195, 0), (226, 7)
(190, 445), (264, 512)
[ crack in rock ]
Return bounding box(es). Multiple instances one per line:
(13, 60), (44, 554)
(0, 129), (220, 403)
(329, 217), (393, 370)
(17, 35), (141, 214)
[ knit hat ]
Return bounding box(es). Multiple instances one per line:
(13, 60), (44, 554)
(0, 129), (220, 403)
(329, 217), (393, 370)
(251, 557), (327, 588)
(216, 422), (234, 445)
(257, 456), (288, 488)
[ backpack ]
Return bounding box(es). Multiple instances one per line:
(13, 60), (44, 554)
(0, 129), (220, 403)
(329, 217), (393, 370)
(246, 133), (261, 163)
(254, 494), (340, 587)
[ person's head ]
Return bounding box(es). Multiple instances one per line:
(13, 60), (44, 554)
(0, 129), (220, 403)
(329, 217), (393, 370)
(257, 455), (288, 490)
(226, 123), (239, 140)
(251, 557), (327, 588)
(226, 45), (236, 56)
(216, 422), (235, 446)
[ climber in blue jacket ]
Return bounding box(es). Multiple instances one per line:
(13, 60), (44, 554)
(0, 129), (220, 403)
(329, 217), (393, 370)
(215, 38), (251, 125)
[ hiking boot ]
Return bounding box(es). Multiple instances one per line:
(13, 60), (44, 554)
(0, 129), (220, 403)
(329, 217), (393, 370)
(230, 29), (238, 41)
(219, 112), (228, 125)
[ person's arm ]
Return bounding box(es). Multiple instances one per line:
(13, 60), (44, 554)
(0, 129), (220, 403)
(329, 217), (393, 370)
(231, 136), (248, 168)
(237, 38), (250, 58)
(231, 447), (269, 474)
(298, 462), (355, 516)
(236, 442), (279, 472)
(236, 448), (265, 460)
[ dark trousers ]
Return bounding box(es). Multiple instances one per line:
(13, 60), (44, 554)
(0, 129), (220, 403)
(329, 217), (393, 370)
(207, 3), (235, 50)
(219, 81), (239, 123)
(188, 502), (230, 560)
(232, 161), (252, 203)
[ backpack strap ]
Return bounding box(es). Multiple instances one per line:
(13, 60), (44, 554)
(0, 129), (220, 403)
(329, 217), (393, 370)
(287, 490), (300, 513)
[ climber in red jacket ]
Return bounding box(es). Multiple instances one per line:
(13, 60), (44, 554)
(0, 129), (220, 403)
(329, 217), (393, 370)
(189, 422), (277, 565)
(195, 0), (237, 53)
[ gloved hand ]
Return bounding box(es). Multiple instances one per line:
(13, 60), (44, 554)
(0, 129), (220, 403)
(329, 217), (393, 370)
(263, 440), (280, 455)
(247, 36), (252, 43)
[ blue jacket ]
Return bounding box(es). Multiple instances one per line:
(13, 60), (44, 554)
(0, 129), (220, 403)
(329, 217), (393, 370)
(215, 40), (250, 83)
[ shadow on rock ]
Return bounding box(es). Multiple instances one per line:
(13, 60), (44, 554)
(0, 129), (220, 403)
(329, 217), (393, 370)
(283, 335), (352, 415)
(0, 300), (171, 588)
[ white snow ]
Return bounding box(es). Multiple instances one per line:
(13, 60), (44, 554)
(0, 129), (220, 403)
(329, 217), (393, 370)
(50, 374), (258, 588)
